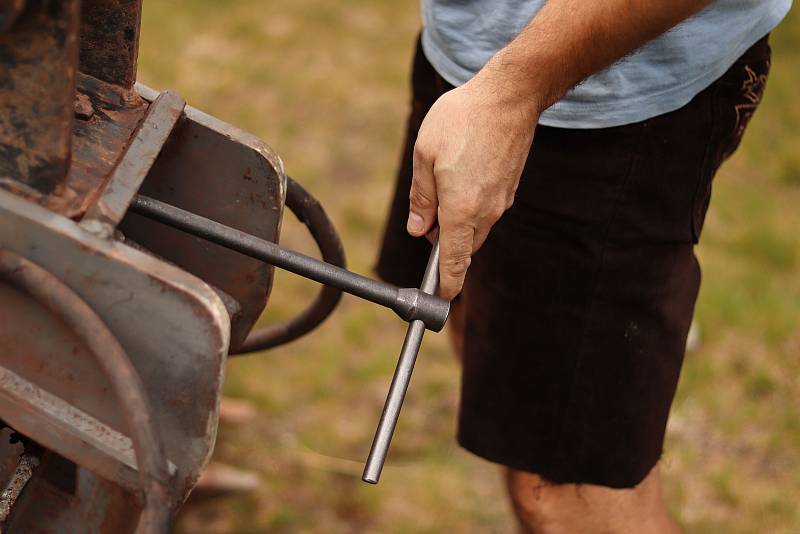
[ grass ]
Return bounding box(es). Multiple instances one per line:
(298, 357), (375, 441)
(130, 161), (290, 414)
(138, 2), (800, 532)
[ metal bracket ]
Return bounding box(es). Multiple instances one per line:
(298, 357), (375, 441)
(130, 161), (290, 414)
(0, 365), (177, 493)
(84, 90), (186, 230)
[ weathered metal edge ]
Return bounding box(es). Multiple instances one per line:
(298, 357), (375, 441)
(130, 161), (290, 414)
(133, 83), (288, 210)
(0, 190), (230, 351)
(0, 365), (178, 494)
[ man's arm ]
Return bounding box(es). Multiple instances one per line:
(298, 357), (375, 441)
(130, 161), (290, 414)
(408, 0), (713, 299)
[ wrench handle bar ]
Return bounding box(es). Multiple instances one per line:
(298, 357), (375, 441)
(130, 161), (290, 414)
(362, 241), (440, 484)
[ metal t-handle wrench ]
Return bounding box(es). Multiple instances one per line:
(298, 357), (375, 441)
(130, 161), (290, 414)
(129, 195), (449, 484)
(363, 239), (441, 484)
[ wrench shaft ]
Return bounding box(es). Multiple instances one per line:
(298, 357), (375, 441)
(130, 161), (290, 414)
(130, 195), (448, 331)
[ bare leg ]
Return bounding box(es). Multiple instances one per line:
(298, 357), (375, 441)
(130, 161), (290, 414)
(505, 464), (681, 534)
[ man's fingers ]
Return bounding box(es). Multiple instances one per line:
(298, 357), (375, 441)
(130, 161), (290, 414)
(437, 221), (475, 300)
(408, 145), (438, 237)
(471, 218), (497, 254)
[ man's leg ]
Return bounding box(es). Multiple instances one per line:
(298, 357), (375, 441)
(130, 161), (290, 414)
(447, 300), (678, 534)
(505, 465), (679, 534)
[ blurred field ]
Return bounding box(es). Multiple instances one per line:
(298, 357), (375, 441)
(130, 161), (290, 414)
(137, 2), (800, 533)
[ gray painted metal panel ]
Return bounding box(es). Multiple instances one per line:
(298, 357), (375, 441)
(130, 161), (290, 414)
(119, 83), (286, 349)
(0, 189), (229, 501)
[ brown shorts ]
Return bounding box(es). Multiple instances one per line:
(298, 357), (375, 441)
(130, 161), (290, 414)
(377, 35), (771, 488)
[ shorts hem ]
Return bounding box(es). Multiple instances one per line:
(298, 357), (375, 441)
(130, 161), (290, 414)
(457, 434), (659, 489)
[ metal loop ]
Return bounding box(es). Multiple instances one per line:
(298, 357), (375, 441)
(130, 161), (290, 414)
(231, 176), (346, 354)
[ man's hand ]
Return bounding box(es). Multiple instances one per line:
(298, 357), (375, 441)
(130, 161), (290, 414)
(407, 75), (539, 300)
(406, 0), (712, 300)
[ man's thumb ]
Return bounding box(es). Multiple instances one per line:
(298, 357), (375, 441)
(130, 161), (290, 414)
(408, 150), (438, 236)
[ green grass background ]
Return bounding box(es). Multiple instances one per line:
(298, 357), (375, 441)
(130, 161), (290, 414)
(138, 2), (800, 532)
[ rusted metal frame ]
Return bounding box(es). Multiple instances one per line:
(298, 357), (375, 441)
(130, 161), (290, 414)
(0, 451), (38, 529)
(0, 250), (172, 533)
(84, 90), (185, 230)
(62, 72), (150, 219)
(233, 176), (346, 353)
(0, 1), (26, 32)
(0, 428), (23, 500)
(0, 0), (80, 197)
(0, 363), (139, 490)
(79, 0), (143, 89)
(7, 461), (141, 534)
(0, 365), (178, 493)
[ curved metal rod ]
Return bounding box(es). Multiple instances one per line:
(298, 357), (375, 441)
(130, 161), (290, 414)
(231, 176), (346, 354)
(0, 250), (172, 533)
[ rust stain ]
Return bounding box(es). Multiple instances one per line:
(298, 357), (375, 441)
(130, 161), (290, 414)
(79, 0), (142, 89)
(0, 0), (81, 198)
(74, 93), (94, 120)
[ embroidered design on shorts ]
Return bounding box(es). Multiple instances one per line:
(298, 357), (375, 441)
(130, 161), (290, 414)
(734, 63), (769, 138)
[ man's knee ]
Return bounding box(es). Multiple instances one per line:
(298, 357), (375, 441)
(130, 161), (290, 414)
(505, 469), (573, 534)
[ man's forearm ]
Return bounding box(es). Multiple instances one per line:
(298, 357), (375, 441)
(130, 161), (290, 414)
(475, 0), (714, 116)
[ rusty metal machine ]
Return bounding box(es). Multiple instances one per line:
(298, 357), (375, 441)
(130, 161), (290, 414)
(0, 1), (448, 532)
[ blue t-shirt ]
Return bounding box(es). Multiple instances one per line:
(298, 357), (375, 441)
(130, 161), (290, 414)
(421, 0), (792, 128)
